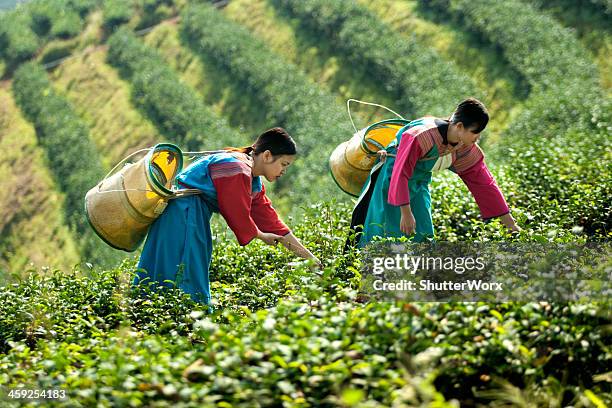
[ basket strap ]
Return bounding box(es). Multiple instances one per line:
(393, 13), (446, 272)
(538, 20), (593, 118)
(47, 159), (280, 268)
(169, 188), (203, 199)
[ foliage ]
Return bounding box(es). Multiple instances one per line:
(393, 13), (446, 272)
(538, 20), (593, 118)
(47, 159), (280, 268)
(271, 0), (480, 118)
(49, 47), (161, 168)
(39, 40), (76, 65)
(11, 62), (121, 267)
(106, 27), (239, 151)
(417, 0), (607, 138)
(0, 0), (98, 71)
(102, 0), (133, 32)
(421, 0), (597, 91)
(0, 204), (609, 405)
(0, 88), (79, 277)
(0, 9), (39, 71)
(28, 0), (88, 39)
(134, 0), (176, 30)
(180, 3), (354, 204)
(0, 2), (610, 405)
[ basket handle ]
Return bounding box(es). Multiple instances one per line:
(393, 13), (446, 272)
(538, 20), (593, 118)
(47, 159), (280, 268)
(98, 148), (152, 190)
(346, 98), (405, 133)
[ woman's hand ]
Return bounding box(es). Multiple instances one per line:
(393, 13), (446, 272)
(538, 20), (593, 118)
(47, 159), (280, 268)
(400, 204), (416, 236)
(257, 231), (284, 245)
(275, 232), (322, 268)
(500, 213), (521, 233)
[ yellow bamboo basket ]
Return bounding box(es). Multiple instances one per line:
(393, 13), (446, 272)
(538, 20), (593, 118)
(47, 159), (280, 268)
(330, 119), (409, 196)
(84, 143), (184, 252)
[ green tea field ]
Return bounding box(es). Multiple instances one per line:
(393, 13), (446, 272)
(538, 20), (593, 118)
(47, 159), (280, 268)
(0, 0), (610, 406)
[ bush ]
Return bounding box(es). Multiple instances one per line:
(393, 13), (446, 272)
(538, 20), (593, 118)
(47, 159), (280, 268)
(102, 0), (133, 31)
(0, 206), (609, 405)
(420, 0), (598, 91)
(134, 0), (175, 29)
(416, 0), (605, 137)
(271, 0), (480, 118)
(11, 62), (121, 266)
(106, 27), (238, 151)
(39, 40), (75, 65)
(29, 0), (84, 40)
(180, 3), (355, 204)
(0, 10), (39, 70)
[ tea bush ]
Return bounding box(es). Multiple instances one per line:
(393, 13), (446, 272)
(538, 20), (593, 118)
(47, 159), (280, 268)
(0, 9), (39, 71)
(11, 62), (121, 266)
(0, 0), (97, 71)
(0, 2), (610, 405)
(271, 0), (480, 118)
(420, 0), (597, 90)
(531, 0), (612, 16)
(417, 0), (607, 138)
(180, 3), (354, 204)
(102, 0), (133, 32)
(0, 204), (609, 405)
(137, 0), (177, 28)
(106, 27), (240, 151)
(29, 0), (84, 39)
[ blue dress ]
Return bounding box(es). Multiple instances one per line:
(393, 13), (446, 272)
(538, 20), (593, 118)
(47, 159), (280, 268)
(134, 152), (264, 304)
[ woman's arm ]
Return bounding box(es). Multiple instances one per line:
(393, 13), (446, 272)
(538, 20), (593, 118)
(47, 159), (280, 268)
(399, 204), (416, 236)
(454, 150), (519, 232)
(211, 164), (259, 245)
(250, 186), (321, 266)
(277, 232), (321, 267)
(388, 129), (428, 236)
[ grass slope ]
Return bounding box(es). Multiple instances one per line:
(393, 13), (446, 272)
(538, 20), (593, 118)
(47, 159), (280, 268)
(357, 0), (529, 142)
(50, 46), (161, 169)
(142, 20), (273, 141)
(222, 0), (397, 127)
(0, 86), (79, 280)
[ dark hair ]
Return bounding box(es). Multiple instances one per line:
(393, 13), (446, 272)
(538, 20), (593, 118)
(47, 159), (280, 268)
(225, 127), (297, 156)
(450, 98), (489, 133)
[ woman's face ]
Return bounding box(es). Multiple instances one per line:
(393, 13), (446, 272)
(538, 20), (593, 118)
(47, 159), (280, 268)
(261, 152), (296, 182)
(457, 123), (481, 147)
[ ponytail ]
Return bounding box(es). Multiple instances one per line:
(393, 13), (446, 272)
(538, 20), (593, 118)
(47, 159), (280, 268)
(224, 145), (254, 154)
(225, 127), (297, 157)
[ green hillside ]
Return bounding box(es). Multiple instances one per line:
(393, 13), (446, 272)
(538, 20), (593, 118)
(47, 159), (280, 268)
(50, 46), (161, 169)
(0, 0), (610, 405)
(0, 86), (79, 278)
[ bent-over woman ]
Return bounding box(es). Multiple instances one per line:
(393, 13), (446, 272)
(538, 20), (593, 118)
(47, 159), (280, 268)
(350, 98), (519, 246)
(135, 127), (320, 303)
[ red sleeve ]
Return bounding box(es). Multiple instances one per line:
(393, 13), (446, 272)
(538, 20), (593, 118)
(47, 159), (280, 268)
(211, 164), (259, 246)
(250, 184), (290, 236)
(387, 132), (424, 206)
(456, 157), (510, 220)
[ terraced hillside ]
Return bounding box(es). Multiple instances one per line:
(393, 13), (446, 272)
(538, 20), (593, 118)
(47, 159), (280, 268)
(0, 0), (610, 405)
(0, 85), (79, 278)
(1, 0), (609, 269)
